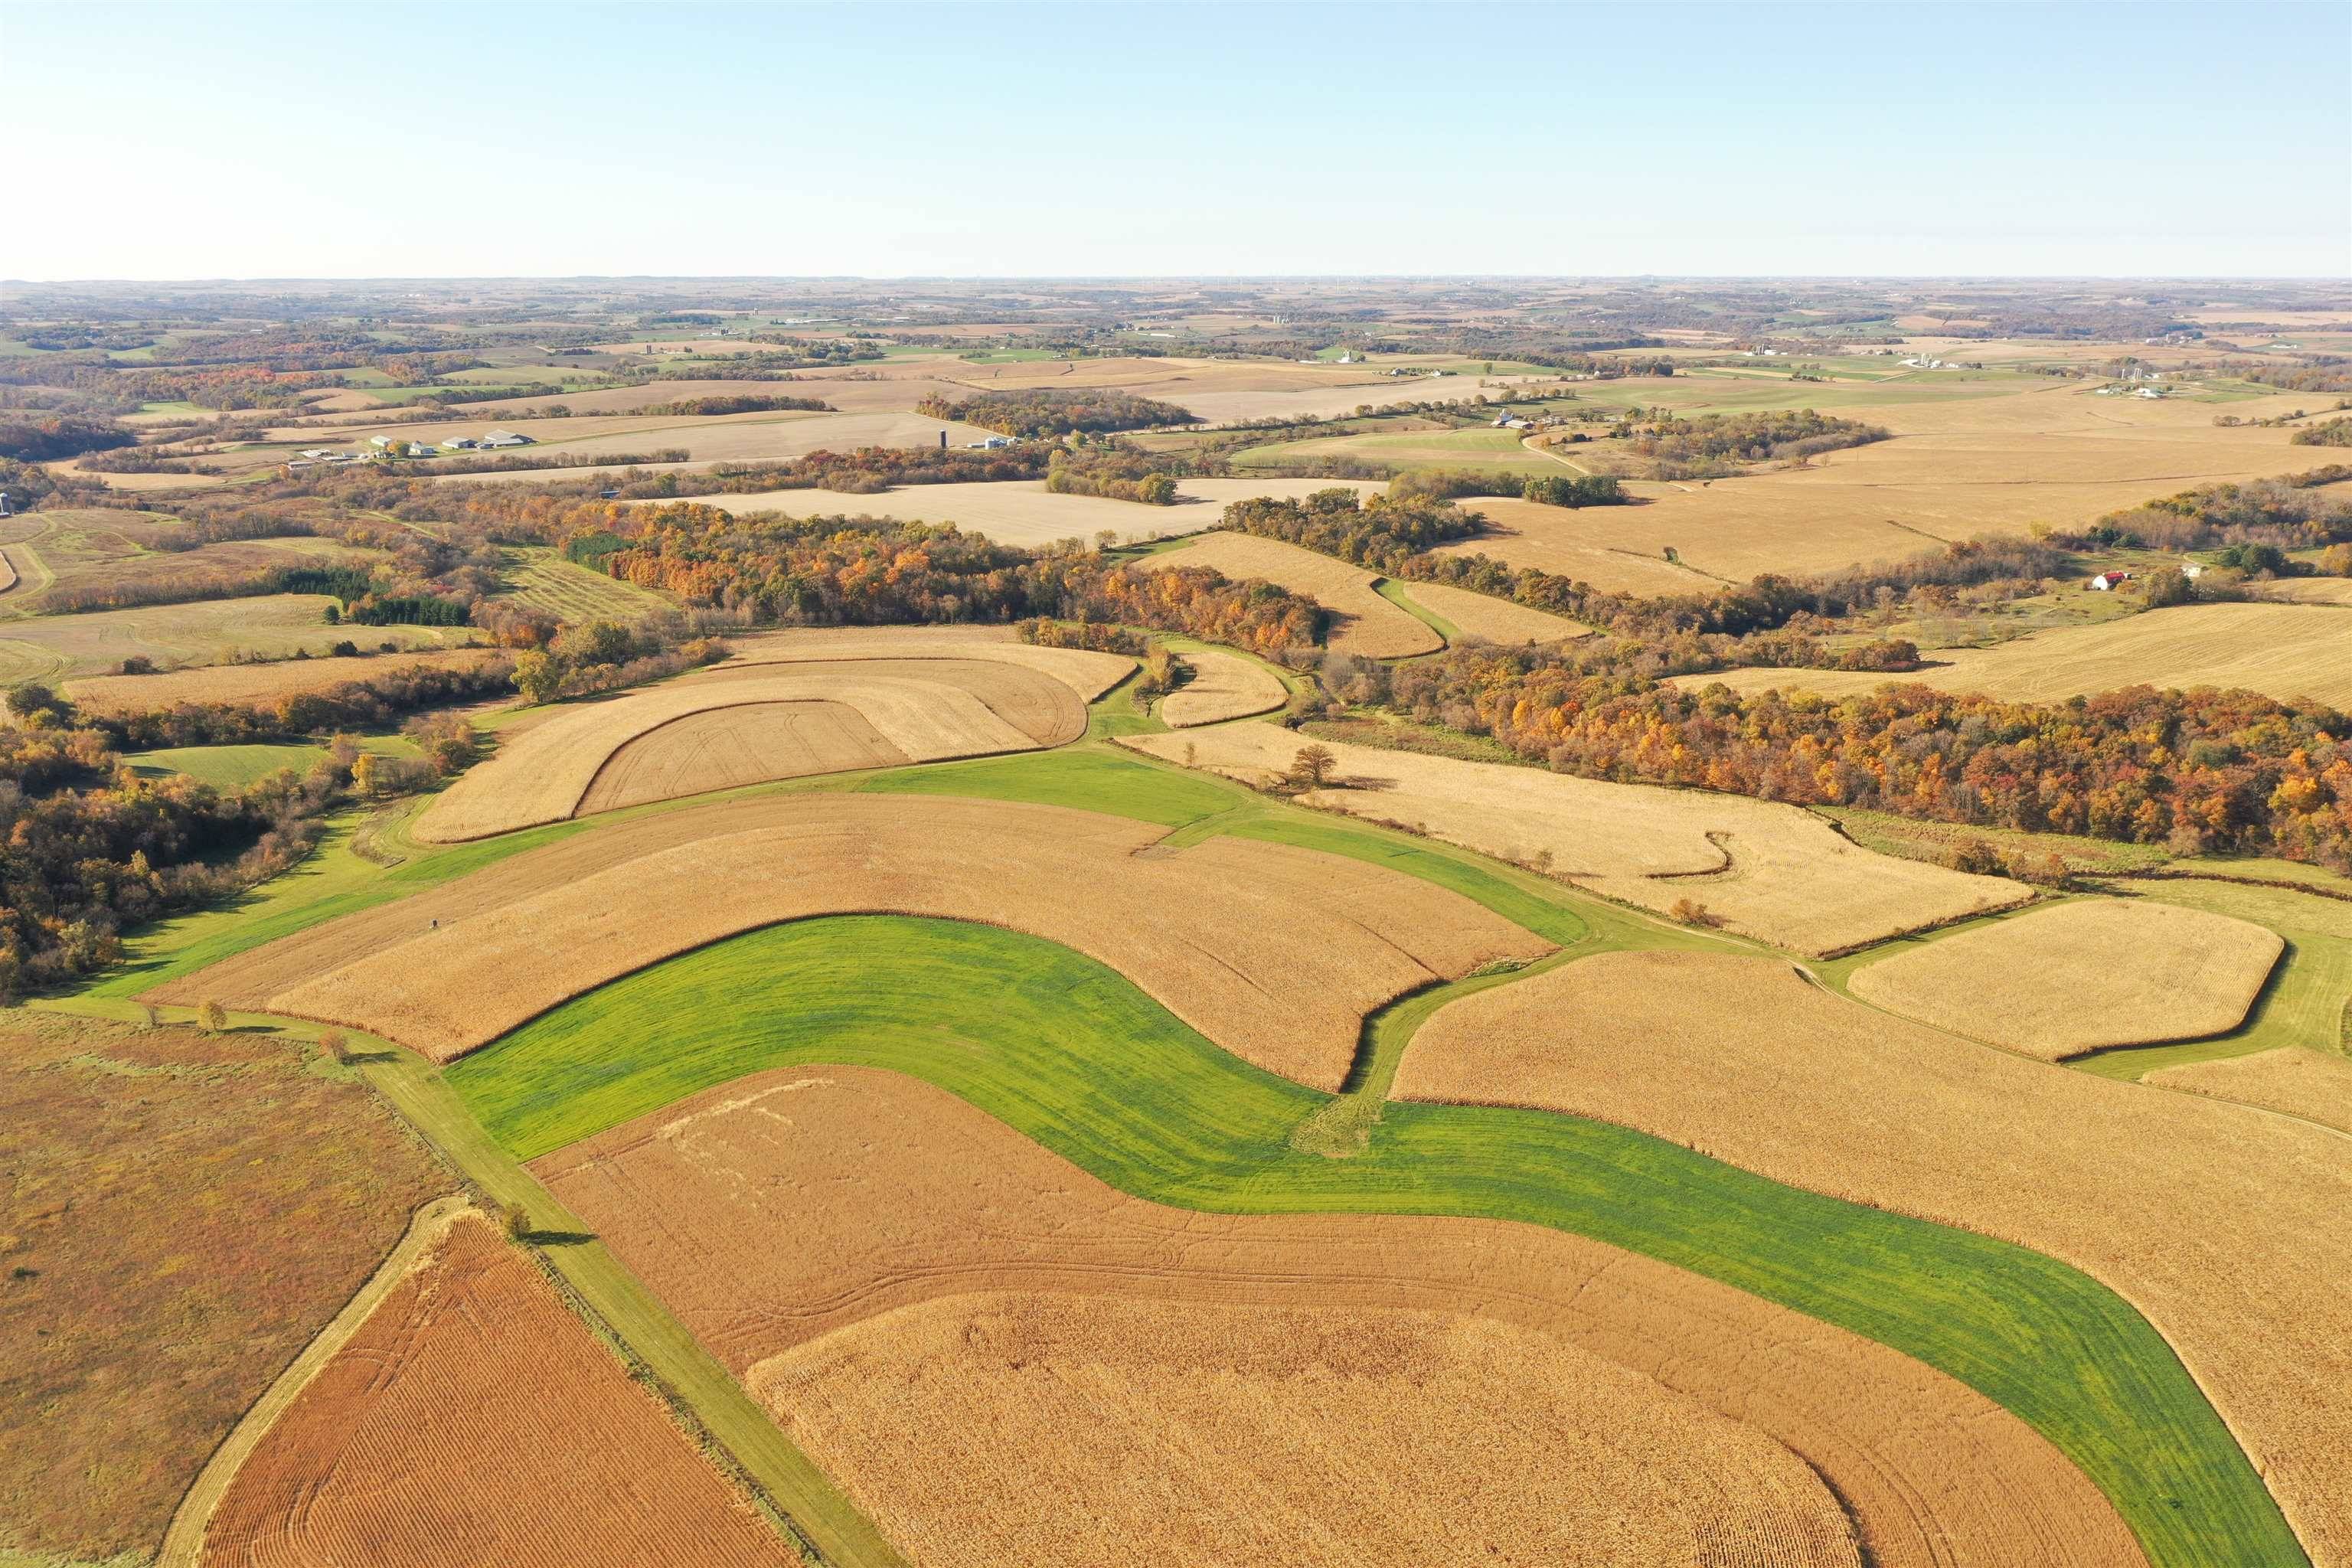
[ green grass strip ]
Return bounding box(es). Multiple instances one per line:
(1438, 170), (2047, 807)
(450, 915), (2302, 1568)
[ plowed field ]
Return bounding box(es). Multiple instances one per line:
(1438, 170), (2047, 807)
(1396, 949), (2352, 1567)
(196, 1212), (795, 1567)
(1121, 722), (2027, 955)
(534, 1067), (2142, 1568)
(1850, 899), (2284, 1058)
(168, 794), (1550, 1087)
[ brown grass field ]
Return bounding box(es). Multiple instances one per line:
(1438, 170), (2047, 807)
(713, 624), (1133, 699)
(0, 594), (478, 685)
(416, 648), (1117, 841)
(664, 477), (1385, 549)
(534, 1066), (2142, 1568)
(175, 795), (1551, 1087)
(2256, 578), (2352, 607)
(0, 509), (373, 612)
(1393, 578), (1590, 643)
(1670, 604), (2352, 708)
(2146, 1047), (2352, 1136)
(0, 1012), (446, 1565)
(1121, 722), (2027, 956)
(1848, 899), (2285, 1059)
(64, 648), (503, 713)
(0, 547), (16, 593)
(1141, 532), (1441, 658)
(1430, 494), (1846, 594)
(195, 1211), (795, 1568)
(1162, 648), (1289, 727)
(1395, 949), (2352, 1566)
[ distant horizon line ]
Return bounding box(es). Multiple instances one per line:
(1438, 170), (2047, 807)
(7, 272), (2347, 288)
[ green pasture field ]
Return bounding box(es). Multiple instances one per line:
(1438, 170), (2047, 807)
(127, 734), (421, 791)
(449, 910), (2302, 1568)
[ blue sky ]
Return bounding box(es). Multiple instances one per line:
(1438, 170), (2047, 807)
(5, 1), (2345, 279)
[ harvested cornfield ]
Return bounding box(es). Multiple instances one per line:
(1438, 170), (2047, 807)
(1141, 532), (1441, 658)
(535, 1067), (2142, 1568)
(0, 546), (16, 593)
(1161, 648), (1289, 727)
(715, 626), (1134, 701)
(1669, 604), (2352, 709)
(181, 794), (1551, 1087)
(773, 1292), (1861, 1568)
(1395, 949), (2352, 1567)
(2147, 1047), (2352, 1135)
(1850, 900), (2284, 1059)
(1120, 722), (2027, 956)
(64, 648), (504, 714)
(1393, 579), (1589, 644)
(196, 1211), (795, 1567)
(577, 700), (909, 815)
(417, 648), (1118, 841)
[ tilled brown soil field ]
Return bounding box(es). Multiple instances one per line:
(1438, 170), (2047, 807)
(1395, 949), (2352, 1567)
(1849, 899), (2285, 1059)
(1141, 532), (1442, 658)
(1162, 648), (1289, 727)
(531, 1066), (2145, 1568)
(1122, 722), (2027, 956)
(417, 650), (1109, 841)
(2147, 1047), (2352, 1135)
(195, 1212), (796, 1568)
(168, 795), (1550, 1087)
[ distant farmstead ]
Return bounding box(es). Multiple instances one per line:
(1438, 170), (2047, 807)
(2089, 570), (2135, 592)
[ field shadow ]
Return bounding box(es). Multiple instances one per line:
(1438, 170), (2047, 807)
(524, 1229), (597, 1248)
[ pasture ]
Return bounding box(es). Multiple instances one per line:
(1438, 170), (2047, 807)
(0, 594), (477, 684)
(1673, 603), (2352, 708)
(195, 1210), (798, 1568)
(536, 1063), (2140, 1568)
(1397, 948), (2348, 1566)
(496, 546), (675, 621)
(0, 508), (373, 616)
(1847, 899), (2285, 1060)
(1122, 721), (2027, 956)
(129, 733), (421, 791)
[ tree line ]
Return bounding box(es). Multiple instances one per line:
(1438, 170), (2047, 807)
(913, 387), (1200, 438)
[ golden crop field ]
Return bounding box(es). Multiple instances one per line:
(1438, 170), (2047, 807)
(717, 624), (1135, 697)
(1849, 900), (2285, 1059)
(1396, 949), (2352, 1566)
(1671, 603), (2352, 708)
(1141, 532), (1440, 658)
(536, 1066), (2141, 1568)
(2146, 1047), (2352, 1136)
(1393, 578), (1589, 644)
(196, 1211), (795, 1568)
(666, 476), (1384, 548)
(1122, 723), (2028, 956)
(1162, 648), (1289, 727)
(64, 648), (503, 713)
(177, 794), (1551, 1087)
(416, 648), (1116, 840)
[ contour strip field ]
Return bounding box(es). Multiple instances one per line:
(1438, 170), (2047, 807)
(533, 1067), (2142, 1568)
(1396, 949), (2352, 1567)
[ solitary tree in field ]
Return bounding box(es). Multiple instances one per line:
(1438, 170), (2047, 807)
(137, 1001), (162, 1029)
(1291, 744), (1338, 789)
(1668, 897), (1719, 929)
(318, 1029), (349, 1066)
(195, 999), (227, 1034)
(502, 1202), (532, 1242)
